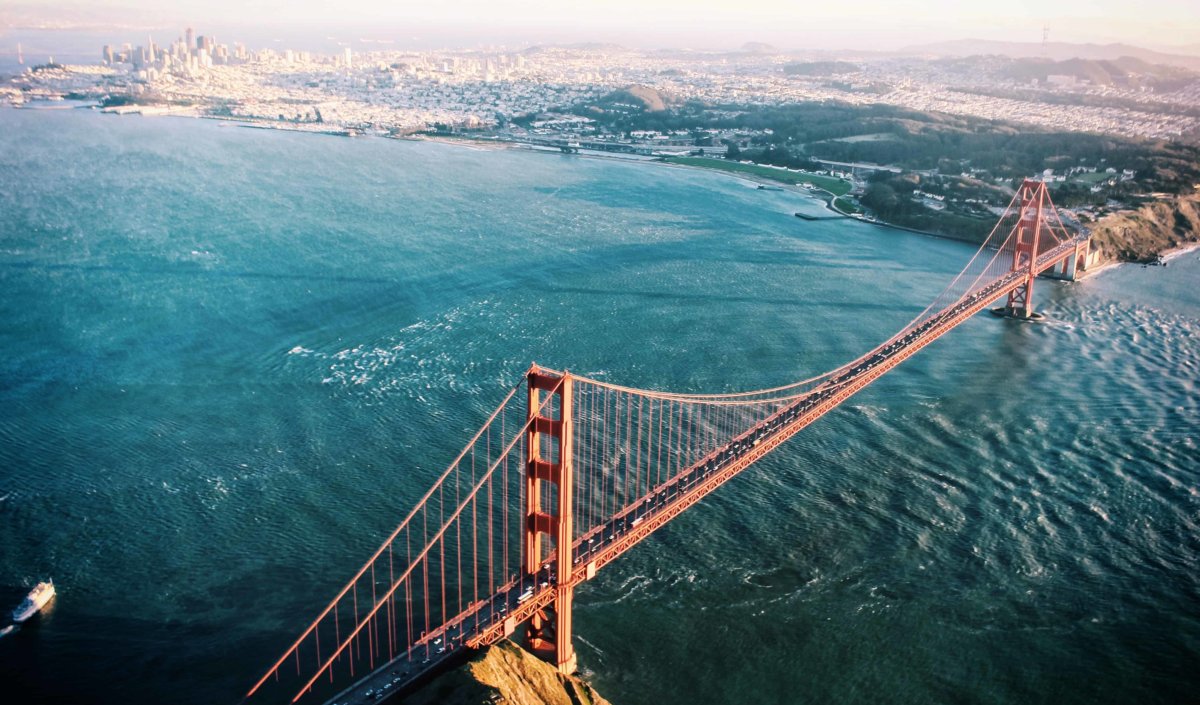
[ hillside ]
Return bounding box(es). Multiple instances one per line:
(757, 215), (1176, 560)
(1089, 194), (1200, 263)
(402, 641), (611, 705)
(593, 85), (670, 113)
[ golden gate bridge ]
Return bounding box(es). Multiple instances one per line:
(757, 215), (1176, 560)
(244, 180), (1091, 705)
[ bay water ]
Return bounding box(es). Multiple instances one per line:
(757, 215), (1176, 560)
(0, 107), (1196, 704)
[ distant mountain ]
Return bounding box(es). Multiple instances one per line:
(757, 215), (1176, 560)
(522, 43), (625, 54)
(740, 42), (778, 54)
(899, 39), (1200, 71)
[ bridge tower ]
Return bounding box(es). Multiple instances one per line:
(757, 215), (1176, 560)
(1045, 234), (1093, 281)
(523, 366), (578, 674)
(1002, 179), (1047, 318)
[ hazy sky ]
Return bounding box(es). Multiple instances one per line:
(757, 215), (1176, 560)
(8, 1), (1200, 50)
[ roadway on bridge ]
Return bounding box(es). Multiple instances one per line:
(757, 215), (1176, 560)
(322, 239), (1081, 705)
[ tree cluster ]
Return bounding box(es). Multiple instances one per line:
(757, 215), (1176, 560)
(555, 97), (1200, 195)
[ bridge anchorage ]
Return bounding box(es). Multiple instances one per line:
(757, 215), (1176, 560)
(244, 179), (1090, 705)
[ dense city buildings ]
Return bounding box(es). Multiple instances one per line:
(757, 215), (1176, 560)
(3, 26), (1198, 235)
(2, 27), (1197, 142)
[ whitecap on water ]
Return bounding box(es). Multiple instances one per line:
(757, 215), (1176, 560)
(850, 403), (886, 421)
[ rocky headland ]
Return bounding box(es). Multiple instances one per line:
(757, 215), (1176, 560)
(403, 641), (610, 705)
(1089, 193), (1200, 263)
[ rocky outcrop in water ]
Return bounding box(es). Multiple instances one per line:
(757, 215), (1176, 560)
(404, 641), (611, 705)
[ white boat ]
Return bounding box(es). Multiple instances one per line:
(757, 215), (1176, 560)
(12, 580), (55, 623)
(0, 624), (16, 638)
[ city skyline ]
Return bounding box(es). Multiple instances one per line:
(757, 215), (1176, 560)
(5, 0), (1200, 52)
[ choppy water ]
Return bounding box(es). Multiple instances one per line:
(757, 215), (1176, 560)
(0, 107), (1197, 705)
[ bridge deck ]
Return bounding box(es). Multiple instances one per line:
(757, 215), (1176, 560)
(320, 238), (1082, 705)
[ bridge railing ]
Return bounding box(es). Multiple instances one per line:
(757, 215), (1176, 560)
(568, 379), (796, 543)
(245, 376), (552, 703)
(246, 180), (1085, 704)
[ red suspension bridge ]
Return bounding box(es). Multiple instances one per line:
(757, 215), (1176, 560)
(244, 180), (1091, 705)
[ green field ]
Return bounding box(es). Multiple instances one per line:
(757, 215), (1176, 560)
(832, 196), (861, 214)
(662, 156), (852, 196)
(1070, 171), (1114, 185)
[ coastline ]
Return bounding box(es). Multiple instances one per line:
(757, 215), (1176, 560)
(0, 104), (1049, 244)
(1077, 217), (1200, 280)
(361, 130), (1198, 282)
(1076, 258), (1121, 280)
(396, 133), (990, 250)
(648, 157), (848, 215)
(399, 133), (514, 151)
(1159, 239), (1200, 263)
(6, 103), (1188, 277)
(1074, 241), (1200, 280)
(404, 127), (854, 216)
(356, 126), (847, 216)
(853, 215), (982, 245)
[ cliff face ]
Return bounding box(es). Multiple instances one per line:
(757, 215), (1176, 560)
(403, 641), (611, 705)
(1089, 193), (1200, 263)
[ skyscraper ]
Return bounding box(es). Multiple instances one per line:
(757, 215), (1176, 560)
(344, 47), (352, 69)
(185, 27), (195, 52)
